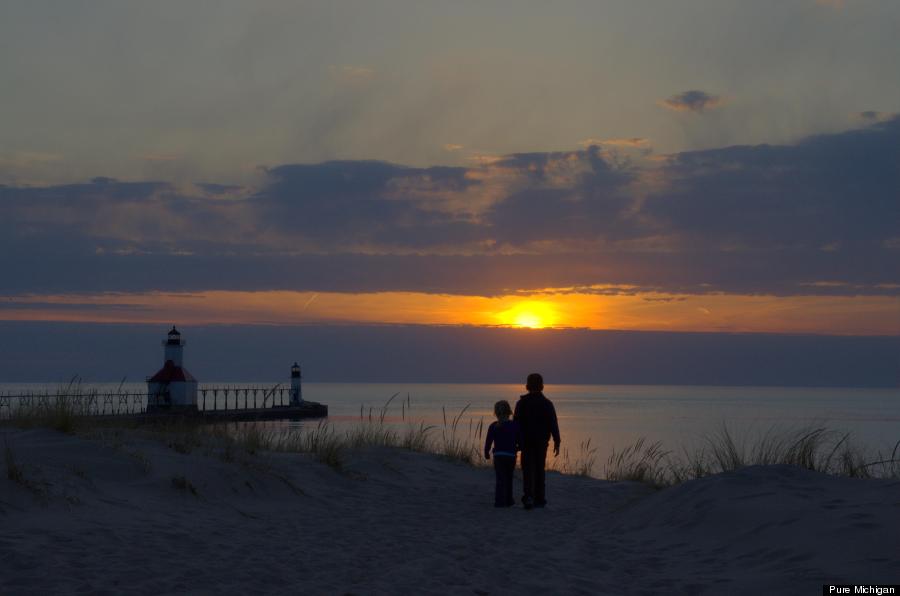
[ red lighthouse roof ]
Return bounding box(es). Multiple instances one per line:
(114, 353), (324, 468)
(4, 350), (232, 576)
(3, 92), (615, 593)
(149, 359), (197, 383)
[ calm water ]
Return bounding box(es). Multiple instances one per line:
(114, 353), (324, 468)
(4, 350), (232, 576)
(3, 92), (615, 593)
(3, 382), (899, 465)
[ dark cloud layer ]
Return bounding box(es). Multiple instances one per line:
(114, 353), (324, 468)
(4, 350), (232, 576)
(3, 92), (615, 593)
(255, 160), (481, 249)
(1, 251), (895, 297)
(646, 117), (900, 258)
(486, 146), (635, 244)
(2, 118), (898, 297)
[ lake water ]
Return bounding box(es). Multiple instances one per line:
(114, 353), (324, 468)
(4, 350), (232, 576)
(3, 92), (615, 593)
(3, 382), (899, 469)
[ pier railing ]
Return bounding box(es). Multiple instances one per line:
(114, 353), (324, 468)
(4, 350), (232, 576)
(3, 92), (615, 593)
(195, 386), (291, 411)
(0, 386), (294, 420)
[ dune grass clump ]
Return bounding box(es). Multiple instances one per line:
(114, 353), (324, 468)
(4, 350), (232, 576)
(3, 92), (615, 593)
(693, 424), (893, 478)
(1, 378), (144, 434)
(345, 422), (399, 449)
(437, 405), (483, 465)
(229, 423), (272, 455)
(8, 399), (84, 434)
(299, 420), (344, 469)
(603, 438), (670, 486)
(552, 438), (599, 477)
(400, 422), (436, 452)
(611, 425), (900, 487)
(860, 440), (900, 478)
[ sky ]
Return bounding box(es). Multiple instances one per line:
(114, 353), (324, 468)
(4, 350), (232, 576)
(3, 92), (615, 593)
(1, 1), (898, 383)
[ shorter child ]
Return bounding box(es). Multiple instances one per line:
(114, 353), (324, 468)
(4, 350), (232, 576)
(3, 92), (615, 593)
(484, 400), (522, 507)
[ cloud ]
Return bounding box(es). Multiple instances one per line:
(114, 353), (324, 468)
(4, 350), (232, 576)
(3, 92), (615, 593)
(1, 117), (897, 298)
(857, 110), (895, 123)
(660, 90), (724, 113)
(579, 137), (649, 148)
(643, 115), (900, 254)
(253, 160), (485, 250)
(483, 147), (636, 245)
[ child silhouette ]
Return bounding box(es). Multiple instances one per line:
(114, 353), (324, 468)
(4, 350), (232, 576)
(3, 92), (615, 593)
(484, 400), (522, 507)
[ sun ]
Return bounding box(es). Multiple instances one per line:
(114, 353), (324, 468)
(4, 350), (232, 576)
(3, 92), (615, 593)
(499, 301), (557, 329)
(514, 312), (543, 329)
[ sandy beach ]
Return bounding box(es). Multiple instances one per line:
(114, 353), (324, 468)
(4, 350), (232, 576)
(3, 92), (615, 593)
(1, 427), (898, 595)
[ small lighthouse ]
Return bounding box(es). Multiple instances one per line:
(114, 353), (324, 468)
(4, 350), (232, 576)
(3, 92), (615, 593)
(147, 326), (199, 411)
(290, 362), (303, 406)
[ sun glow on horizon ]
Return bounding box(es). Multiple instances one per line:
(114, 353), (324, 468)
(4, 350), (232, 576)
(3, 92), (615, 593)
(514, 312), (543, 328)
(500, 301), (558, 329)
(0, 290), (897, 336)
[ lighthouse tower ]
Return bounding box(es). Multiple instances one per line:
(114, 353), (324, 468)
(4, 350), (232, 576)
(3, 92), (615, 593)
(290, 362), (303, 406)
(147, 326), (199, 411)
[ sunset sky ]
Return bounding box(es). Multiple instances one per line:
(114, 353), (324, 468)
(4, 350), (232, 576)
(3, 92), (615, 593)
(2, 1), (899, 383)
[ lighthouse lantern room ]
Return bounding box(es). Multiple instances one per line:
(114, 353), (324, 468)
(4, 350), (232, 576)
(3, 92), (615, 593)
(147, 326), (199, 410)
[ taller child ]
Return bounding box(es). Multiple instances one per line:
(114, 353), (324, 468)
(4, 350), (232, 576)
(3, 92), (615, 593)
(513, 373), (561, 510)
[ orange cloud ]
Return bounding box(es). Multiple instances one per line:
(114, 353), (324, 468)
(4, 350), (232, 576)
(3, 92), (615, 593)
(579, 137), (649, 148)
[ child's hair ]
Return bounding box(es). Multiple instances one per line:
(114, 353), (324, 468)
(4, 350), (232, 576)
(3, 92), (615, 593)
(494, 400), (512, 420)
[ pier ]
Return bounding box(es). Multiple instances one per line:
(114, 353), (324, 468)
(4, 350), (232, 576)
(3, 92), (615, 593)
(1, 327), (327, 425)
(0, 386), (327, 423)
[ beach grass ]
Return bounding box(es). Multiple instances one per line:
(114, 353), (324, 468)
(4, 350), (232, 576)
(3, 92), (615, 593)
(551, 438), (598, 477)
(203, 412), (900, 485)
(651, 425), (900, 485)
(3, 387), (898, 485)
(1, 378), (142, 434)
(438, 404), (483, 464)
(400, 421), (436, 452)
(8, 398), (84, 434)
(603, 438), (670, 486)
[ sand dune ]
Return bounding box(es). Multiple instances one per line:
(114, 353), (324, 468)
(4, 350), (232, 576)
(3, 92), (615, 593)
(1, 428), (897, 595)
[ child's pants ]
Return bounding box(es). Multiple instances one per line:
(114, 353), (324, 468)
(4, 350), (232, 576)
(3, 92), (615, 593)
(521, 442), (548, 506)
(493, 455), (516, 507)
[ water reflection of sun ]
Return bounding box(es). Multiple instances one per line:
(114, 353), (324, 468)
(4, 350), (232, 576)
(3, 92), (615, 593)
(500, 301), (557, 329)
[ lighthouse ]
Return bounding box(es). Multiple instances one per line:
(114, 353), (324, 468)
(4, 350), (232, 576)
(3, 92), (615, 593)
(290, 362), (303, 406)
(147, 326), (199, 411)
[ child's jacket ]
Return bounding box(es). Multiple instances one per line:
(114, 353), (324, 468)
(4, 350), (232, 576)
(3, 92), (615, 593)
(484, 420), (523, 458)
